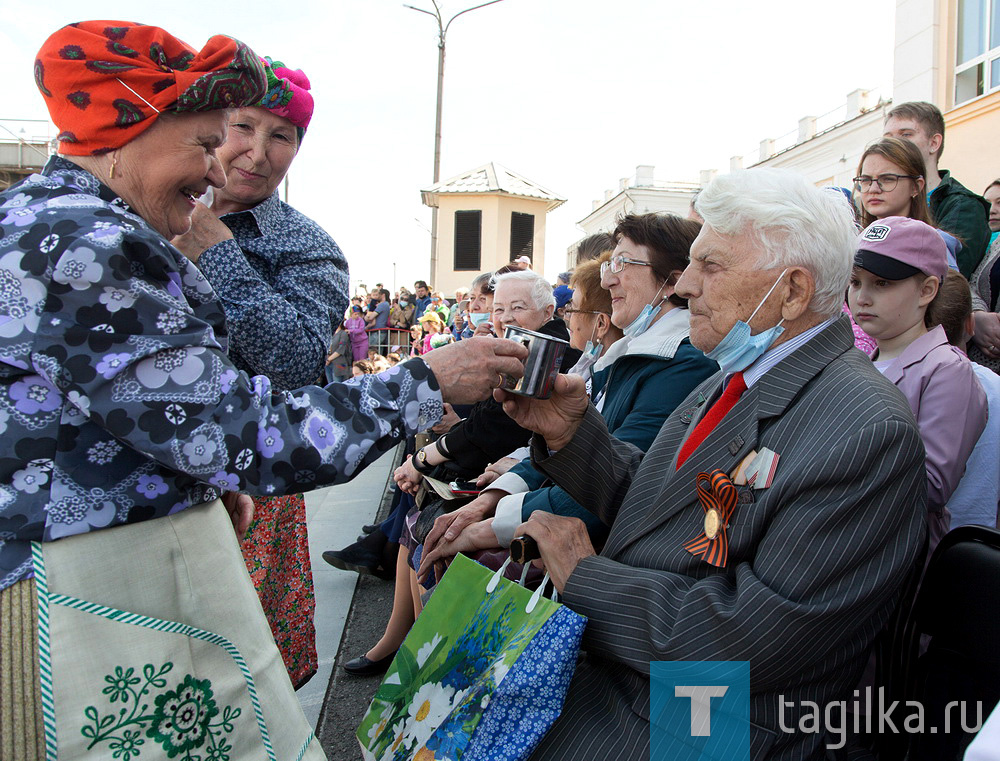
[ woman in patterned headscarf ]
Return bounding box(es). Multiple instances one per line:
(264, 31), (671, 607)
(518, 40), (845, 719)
(171, 56), (348, 690)
(0, 20), (525, 760)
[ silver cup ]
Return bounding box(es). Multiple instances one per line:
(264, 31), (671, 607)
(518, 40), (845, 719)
(500, 325), (569, 399)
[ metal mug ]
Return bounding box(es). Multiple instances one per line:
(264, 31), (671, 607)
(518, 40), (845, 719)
(500, 325), (569, 399)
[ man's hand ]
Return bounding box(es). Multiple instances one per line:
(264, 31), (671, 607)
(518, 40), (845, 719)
(393, 455), (424, 495)
(417, 518), (501, 584)
(171, 204), (233, 263)
(431, 403), (461, 433)
(495, 374), (589, 451)
(476, 457), (520, 487)
(514, 512), (595, 593)
(221, 491), (254, 543)
(973, 311), (1000, 358)
(421, 490), (504, 560)
(421, 337), (528, 404)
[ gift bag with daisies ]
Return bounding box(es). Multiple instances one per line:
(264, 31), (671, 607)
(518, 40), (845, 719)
(357, 553), (586, 761)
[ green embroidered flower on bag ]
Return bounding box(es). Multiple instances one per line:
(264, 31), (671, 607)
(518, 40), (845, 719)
(108, 729), (144, 760)
(147, 674), (220, 757)
(103, 666), (142, 703)
(83, 662), (241, 761)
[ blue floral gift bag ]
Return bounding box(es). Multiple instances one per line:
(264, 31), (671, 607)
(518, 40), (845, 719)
(357, 553), (586, 761)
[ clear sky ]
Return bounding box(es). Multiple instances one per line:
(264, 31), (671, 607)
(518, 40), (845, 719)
(2, 0), (894, 294)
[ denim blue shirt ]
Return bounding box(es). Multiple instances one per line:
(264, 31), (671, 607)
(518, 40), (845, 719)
(198, 191), (349, 390)
(0, 157), (443, 591)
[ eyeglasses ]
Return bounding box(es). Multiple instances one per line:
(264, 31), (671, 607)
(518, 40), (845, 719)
(852, 174), (920, 192)
(601, 254), (653, 277)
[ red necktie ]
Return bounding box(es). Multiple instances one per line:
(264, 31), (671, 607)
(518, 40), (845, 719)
(676, 372), (747, 469)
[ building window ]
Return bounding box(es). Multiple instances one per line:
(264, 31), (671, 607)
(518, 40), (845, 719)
(510, 212), (534, 261)
(955, 0), (1000, 104)
(454, 210), (481, 271)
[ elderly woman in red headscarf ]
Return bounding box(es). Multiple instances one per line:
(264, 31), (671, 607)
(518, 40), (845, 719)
(0, 20), (526, 760)
(171, 58), (348, 689)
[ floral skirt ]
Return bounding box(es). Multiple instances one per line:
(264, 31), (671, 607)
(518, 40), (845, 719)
(242, 494), (317, 689)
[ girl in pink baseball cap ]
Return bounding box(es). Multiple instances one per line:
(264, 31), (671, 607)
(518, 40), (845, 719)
(848, 215), (986, 556)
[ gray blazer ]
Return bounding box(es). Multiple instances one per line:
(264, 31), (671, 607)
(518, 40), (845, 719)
(529, 317), (926, 761)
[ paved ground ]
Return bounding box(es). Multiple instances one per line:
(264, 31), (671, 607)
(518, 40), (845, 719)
(299, 447), (401, 758)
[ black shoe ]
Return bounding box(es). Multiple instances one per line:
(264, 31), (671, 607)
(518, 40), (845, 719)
(361, 523), (378, 535)
(343, 651), (397, 676)
(322, 544), (393, 580)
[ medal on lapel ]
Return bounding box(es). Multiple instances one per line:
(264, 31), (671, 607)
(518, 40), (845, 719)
(684, 469), (739, 567)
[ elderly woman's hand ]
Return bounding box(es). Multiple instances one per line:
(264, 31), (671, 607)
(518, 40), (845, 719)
(472, 320), (496, 338)
(973, 311), (1000, 358)
(422, 490), (504, 561)
(430, 403), (461, 434)
(393, 455), (424, 495)
(421, 337), (527, 404)
(476, 457), (519, 487)
(221, 491), (254, 543)
(416, 518), (501, 584)
(171, 203), (233, 264)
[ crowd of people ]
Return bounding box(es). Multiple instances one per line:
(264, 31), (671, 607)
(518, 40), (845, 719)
(326, 255), (553, 378)
(2, 17), (999, 761)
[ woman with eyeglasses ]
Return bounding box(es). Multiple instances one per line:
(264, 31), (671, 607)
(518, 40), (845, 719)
(854, 137), (961, 269)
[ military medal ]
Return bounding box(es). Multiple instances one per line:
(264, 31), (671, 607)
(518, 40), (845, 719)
(684, 469), (740, 567)
(704, 508), (721, 539)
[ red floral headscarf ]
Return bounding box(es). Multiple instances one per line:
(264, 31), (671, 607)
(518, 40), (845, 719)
(35, 20), (267, 155)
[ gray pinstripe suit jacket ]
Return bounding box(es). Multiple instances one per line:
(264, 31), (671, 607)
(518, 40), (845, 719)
(528, 317), (927, 761)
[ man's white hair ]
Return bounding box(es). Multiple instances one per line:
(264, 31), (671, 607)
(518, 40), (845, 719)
(695, 168), (857, 318)
(492, 269), (556, 310)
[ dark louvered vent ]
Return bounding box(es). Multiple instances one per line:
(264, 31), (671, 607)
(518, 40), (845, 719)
(510, 212), (534, 260)
(454, 210), (482, 271)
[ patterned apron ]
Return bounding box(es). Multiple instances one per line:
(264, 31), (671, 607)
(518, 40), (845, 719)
(28, 499), (325, 761)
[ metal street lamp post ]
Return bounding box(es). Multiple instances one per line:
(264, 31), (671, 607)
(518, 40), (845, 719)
(404, 0), (506, 284)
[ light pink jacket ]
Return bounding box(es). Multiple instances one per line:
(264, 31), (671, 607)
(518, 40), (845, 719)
(876, 325), (987, 550)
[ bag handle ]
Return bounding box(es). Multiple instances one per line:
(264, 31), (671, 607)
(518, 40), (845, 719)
(486, 556), (513, 593)
(526, 572), (552, 613)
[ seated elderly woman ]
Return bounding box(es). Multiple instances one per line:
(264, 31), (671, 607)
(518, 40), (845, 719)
(343, 269), (582, 675)
(418, 213), (718, 579)
(0, 21), (524, 759)
(170, 54), (347, 689)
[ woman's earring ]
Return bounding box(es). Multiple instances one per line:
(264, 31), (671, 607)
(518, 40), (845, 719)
(109, 153), (118, 180)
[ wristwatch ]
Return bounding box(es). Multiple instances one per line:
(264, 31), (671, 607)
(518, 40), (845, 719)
(412, 448), (433, 474)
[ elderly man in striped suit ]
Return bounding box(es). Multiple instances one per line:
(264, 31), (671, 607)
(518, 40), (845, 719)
(501, 169), (927, 760)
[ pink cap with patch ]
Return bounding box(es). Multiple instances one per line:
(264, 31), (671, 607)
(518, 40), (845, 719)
(854, 216), (947, 281)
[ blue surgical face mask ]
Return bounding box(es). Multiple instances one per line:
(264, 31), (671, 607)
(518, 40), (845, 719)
(468, 312), (491, 328)
(704, 269), (788, 374)
(623, 280), (669, 339)
(399, 300), (409, 307)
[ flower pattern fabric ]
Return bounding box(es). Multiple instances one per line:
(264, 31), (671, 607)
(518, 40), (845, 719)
(197, 191), (349, 390)
(198, 182), (348, 688)
(240, 492), (316, 687)
(0, 156), (443, 592)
